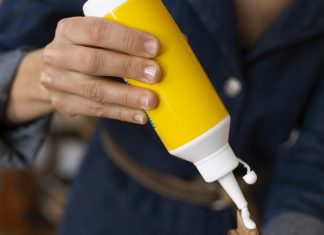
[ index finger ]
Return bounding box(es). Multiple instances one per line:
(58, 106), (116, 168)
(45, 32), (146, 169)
(56, 17), (160, 58)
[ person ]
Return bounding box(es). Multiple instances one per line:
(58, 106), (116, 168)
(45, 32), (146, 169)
(0, 0), (324, 234)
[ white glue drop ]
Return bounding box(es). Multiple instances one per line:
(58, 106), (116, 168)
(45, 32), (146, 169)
(241, 207), (256, 229)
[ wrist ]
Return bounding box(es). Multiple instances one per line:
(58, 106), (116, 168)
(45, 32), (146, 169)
(5, 49), (53, 125)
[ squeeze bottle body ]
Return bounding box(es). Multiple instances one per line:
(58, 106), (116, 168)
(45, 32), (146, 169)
(83, 0), (257, 229)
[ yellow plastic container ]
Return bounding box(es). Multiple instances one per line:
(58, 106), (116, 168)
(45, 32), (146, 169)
(84, 0), (257, 228)
(84, 0), (228, 151)
(108, 1), (228, 151)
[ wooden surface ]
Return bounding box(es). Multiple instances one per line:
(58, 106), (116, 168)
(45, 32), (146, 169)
(228, 211), (260, 235)
(0, 169), (37, 234)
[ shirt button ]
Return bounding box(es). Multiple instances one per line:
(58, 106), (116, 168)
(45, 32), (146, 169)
(224, 77), (242, 98)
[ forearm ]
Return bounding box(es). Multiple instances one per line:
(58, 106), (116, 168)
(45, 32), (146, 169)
(5, 49), (53, 124)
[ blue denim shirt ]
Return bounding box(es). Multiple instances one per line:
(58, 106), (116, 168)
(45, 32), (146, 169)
(0, 0), (324, 234)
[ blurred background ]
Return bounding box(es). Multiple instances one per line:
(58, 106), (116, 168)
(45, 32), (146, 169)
(0, 114), (96, 235)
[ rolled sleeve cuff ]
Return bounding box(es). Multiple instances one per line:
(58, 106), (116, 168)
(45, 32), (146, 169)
(0, 48), (51, 168)
(263, 212), (324, 235)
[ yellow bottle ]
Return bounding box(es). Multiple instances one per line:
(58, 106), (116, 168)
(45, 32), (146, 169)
(84, 0), (257, 229)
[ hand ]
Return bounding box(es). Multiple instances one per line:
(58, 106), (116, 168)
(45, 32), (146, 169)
(41, 17), (161, 124)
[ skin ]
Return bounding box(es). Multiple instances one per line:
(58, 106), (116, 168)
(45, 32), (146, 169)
(5, 0), (292, 125)
(7, 17), (161, 125)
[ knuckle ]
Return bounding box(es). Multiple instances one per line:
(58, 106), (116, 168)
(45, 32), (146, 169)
(40, 73), (52, 87)
(50, 96), (61, 109)
(120, 90), (131, 106)
(122, 57), (136, 77)
(51, 96), (75, 117)
(82, 50), (102, 74)
(115, 109), (124, 121)
(122, 30), (138, 52)
(43, 43), (55, 64)
(89, 20), (107, 44)
(44, 43), (52, 53)
(56, 19), (69, 38)
(84, 80), (104, 102)
(93, 105), (104, 117)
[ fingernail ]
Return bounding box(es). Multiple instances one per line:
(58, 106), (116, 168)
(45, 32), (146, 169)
(143, 66), (157, 81)
(143, 39), (158, 56)
(134, 114), (144, 124)
(139, 96), (149, 108)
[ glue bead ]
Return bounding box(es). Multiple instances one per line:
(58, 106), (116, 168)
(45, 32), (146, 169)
(243, 170), (257, 185)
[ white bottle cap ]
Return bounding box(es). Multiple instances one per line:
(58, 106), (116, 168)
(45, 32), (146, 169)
(194, 143), (239, 183)
(83, 0), (127, 17)
(243, 170), (257, 185)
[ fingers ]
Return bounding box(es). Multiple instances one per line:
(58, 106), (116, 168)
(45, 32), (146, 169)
(42, 16), (162, 124)
(49, 90), (148, 124)
(56, 17), (160, 58)
(40, 66), (158, 110)
(44, 43), (162, 83)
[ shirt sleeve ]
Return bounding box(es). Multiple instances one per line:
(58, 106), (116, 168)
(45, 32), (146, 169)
(0, 48), (51, 169)
(0, 0), (82, 168)
(263, 73), (324, 233)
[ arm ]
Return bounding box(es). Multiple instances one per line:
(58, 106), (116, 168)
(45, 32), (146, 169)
(263, 73), (324, 234)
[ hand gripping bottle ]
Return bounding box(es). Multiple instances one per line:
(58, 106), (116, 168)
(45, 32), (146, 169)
(83, 0), (258, 229)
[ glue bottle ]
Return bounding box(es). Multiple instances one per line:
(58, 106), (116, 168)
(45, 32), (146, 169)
(83, 0), (257, 229)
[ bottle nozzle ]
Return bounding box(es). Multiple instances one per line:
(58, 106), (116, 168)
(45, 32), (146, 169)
(218, 172), (248, 209)
(218, 172), (256, 229)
